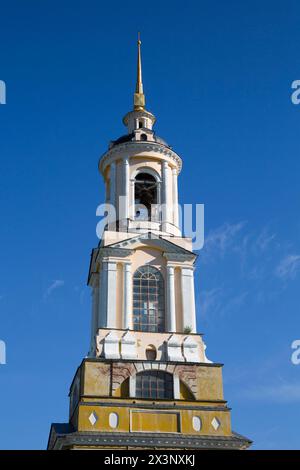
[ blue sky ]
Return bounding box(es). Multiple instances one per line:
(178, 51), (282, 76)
(0, 0), (300, 449)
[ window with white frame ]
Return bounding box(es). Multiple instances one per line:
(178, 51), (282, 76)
(135, 370), (173, 399)
(133, 265), (165, 332)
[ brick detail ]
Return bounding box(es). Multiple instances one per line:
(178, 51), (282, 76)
(174, 364), (198, 396)
(111, 362), (136, 394)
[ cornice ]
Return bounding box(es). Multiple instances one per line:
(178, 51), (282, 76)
(99, 141), (182, 175)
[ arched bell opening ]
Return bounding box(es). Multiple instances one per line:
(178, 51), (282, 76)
(134, 171), (160, 221)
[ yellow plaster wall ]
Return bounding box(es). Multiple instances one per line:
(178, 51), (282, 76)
(78, 405), (130, 433)
(179, 381), (195, 400)
(82, 362), (111, 397)
(131, 411), (179, 432)
(77, 402), (231, 436)
(195, 366), (224, 401)
(181, 409), (231, 436)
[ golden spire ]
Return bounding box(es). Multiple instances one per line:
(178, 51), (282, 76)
(134, 32), (146, 111)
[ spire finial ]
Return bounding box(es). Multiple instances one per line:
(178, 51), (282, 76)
(134, 32), (145, 111)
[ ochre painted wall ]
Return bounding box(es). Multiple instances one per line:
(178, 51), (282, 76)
(82, 362), (110, 397)
(77, 403), (231, 436)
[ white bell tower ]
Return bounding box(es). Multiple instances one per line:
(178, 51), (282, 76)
(100, 35), (181, 238)
(48, 35), (252, 451)
(88, 35), (200, 357)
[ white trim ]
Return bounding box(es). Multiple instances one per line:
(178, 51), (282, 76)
(172, 167), (179, 227)
(109, 162), (116, 208)
(173, 374), (180, 399)
(166, 265), (176, 332)
(181, 267), (197, 333)
(105, 261), (117, 328)
(123, 157), (130, 220)
(98, 263), (107, 328)
(131, 166), (161, 183)
(123, 262), (132, 329)
(129, 375), (136, 398)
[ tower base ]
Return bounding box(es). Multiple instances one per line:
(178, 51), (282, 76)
(47, 358), (252, 450)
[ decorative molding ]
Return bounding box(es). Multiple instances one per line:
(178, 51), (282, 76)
(96, 247), (133, 261)
(164, 253), (196, 262)
(99, 141), (182, 175)
(49, 428), (252, 450)
(106, 232), (194, 257)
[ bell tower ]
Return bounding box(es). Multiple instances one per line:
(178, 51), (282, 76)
(47, 36), (251, 450)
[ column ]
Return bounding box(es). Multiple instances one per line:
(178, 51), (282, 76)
(154, 181), (161, 223)
(172, 168), (179, 227)
(98, 262), (107, 328)
(109, 162), (116, 209)
(130, 179), (135, 219)
(89, 277), (99, 356)
(106, 261), (117, 328)
(122, 157), (130, 220)
(98, 260), (117, 328)
(161, 161), (171, 226)
(123, 262), (132, 329)
(167, 265), (176, 332)
(181, 267), (196, 333)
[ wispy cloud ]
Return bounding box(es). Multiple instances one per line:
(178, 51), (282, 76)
(199, 288), (223, 318)
(254, 228), (277, 253)
(201, 221), (247, 261)
(199, 288), (248, 319)
(242, 381), (300, 403)
(275, 255), (300, 280)
(44, 279), (65, 300)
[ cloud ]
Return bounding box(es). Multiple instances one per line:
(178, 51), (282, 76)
(201, 221), (247, 262)
(275, 255), (300, 280)
(199, 288), (248, 319)
(199, 288), (223, 318)
(254, 228), (276, 253)
(44, 279), (65, 300)
(242, 381), (300, 403)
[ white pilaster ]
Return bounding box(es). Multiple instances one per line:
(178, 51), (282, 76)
(161, 161), (171, 226)
(89, 278), (99, 356)
(181, 267), (196, 333)
(123, 262), (132, 329)
(98, 263), (107, 328)
(130, 179), (135, 219)
(106, 261), (117, 328)
(99, 260), (117, 328)
(172, 168), (179, 227)
(123, 157), (130, 220)
(129, 375), (136, 398)
(166, 265), (176, 332)
(109, 162), (116, 208)
(173, 374), (180, 399)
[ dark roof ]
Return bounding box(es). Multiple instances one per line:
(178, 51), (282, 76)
(111, 132), (135, 146)
(110, 131), (170, 149)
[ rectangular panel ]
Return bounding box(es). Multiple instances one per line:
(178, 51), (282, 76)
(131, 411), (179, 433)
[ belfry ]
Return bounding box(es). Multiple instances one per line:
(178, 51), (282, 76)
(48, 37), (251, 450)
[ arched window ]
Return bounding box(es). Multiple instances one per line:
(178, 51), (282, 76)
(136, 371), (173, 399)
(133, 266), (165, 332)
(134, 172), (159, 221)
